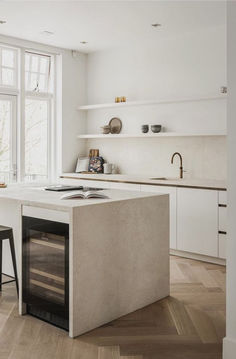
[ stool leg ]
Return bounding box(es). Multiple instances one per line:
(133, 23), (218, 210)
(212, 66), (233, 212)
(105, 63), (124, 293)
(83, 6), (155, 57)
(0, 240), (2, 292)
(9, 233), (18, 296)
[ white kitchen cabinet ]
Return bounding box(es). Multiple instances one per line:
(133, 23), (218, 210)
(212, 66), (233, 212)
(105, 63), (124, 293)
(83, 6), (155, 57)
(219, 233), (227, 259)
(177, 188), (218, 257)
(109, 182), (141, 191)
(219, 191), (227, 205)
(218, 190), (227, 259)
(219, 206), (227, 232)
(140, 185), (177, 249)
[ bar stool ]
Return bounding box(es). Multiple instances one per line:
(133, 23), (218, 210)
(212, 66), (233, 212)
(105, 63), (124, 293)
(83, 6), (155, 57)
(0, 226), (19, 296)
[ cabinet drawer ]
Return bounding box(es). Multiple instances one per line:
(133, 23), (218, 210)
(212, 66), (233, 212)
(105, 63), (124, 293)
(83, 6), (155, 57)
(141, 185), (177, 250)
(177, 188), (218, 257)
(219, 206), (227, 232)
(219, 191), (227, 205)
(109, 182), (141, 191)
(219, 233), (227, 259)
(59, 178), (110, 189)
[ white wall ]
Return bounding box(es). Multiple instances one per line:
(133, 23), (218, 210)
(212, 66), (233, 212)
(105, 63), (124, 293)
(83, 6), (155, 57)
(60, 51), (87, 174)
(223, 2), (236, 358)
(86, 136), (226, 180)
(82, 25), (227, 180)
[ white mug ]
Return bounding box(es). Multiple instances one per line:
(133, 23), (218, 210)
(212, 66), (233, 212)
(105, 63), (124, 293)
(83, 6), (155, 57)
(103, 163), (114, 174)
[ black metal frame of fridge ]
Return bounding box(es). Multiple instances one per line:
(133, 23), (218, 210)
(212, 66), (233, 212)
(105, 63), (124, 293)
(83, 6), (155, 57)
(22, 216), (69, 330)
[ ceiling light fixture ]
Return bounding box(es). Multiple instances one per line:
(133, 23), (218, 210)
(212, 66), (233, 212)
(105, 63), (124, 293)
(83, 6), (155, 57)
(151, 23), (161, 27)
(80, 41), (88, 45)
(0, 20), (6, 24)
(41, 30), (54, 36)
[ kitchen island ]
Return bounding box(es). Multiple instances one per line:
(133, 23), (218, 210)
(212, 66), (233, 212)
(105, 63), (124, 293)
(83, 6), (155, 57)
(0, 184), (169, 338)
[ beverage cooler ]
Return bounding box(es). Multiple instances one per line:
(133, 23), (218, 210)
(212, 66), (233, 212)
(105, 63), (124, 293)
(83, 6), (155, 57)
(22, 216), (69, 330)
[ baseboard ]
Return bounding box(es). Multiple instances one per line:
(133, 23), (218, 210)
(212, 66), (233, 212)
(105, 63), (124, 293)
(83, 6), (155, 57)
(170, 249), (226, 265)
(223, 337), (236, 359)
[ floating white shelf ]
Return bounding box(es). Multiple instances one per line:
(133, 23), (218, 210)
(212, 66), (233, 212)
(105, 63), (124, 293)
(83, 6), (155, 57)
(77, 132), (226, 139)
(78, 94), (226, 111)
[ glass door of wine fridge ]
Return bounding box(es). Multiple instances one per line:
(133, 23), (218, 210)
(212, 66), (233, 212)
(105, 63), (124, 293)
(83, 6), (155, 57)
(22, 216), (69, 330)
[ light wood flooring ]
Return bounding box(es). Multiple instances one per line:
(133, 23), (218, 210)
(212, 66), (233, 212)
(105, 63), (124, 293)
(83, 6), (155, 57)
(0, 256), (226, 359)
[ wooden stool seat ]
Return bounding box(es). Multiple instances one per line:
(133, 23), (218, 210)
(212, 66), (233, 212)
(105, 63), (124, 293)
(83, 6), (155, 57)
(0, 226), (19, 296)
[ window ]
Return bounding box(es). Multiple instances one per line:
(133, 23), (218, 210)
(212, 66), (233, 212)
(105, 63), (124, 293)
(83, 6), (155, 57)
(25, 52), (51, 93)
(25, 99), (49, 181)
(0, 44), (55, 183)
(0, 46), (18, 87)
(0, 94), (17, 183)
(24, 51), (53, 182)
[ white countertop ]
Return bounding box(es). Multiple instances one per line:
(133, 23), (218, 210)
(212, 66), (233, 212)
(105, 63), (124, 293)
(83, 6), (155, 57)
(61, 173), (227, 191)
(0, 184), (164, 211)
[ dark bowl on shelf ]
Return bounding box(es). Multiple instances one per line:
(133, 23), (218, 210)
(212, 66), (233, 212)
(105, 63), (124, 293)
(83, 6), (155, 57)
(141, 125), (149, 133)
(151, 125), (162, 133)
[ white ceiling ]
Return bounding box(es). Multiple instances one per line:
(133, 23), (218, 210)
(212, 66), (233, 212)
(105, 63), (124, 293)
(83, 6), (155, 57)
(0, 1), (226, 53)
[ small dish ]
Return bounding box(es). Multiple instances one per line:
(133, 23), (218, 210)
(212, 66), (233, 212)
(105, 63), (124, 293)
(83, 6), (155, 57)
(109, 117), (122, 134)
(101, 125), (111, 134)
(151, 125), (162, 133)
(141, 125), (149, 133)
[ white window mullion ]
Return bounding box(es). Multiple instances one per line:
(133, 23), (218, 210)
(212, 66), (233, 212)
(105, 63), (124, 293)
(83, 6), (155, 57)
(19, 48), (25, 182)
(0, 48), (2, 85)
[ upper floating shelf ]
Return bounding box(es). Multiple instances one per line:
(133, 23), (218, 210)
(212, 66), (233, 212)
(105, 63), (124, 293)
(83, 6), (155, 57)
(78, 94), (227, 111)
(77, 132), (226, 139)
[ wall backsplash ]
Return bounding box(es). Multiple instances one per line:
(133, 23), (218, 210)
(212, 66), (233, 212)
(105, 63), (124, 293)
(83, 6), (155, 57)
(75, 25), (227, 181)
(85, 136), (227, 180)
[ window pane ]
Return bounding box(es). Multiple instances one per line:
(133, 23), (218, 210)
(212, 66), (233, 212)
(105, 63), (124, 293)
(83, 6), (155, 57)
(2, 49), (15, 68)
(0, 100), (11, 176)
(29, 73), (38, 91)
(25, 52), (51, 93)
(40, 57), (48, 74)
(31, 56), (39, 72)
(39, 74), (46, 91)
(2, 68), (14, 86)
(25, 99), (48, 180)
(25, 54), (30, 71)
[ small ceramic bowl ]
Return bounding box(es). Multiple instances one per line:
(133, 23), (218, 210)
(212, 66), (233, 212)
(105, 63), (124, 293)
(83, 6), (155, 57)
(141, 125), (149, 133)
(101, 125), (111, 134)
(151, 125), (162, 133)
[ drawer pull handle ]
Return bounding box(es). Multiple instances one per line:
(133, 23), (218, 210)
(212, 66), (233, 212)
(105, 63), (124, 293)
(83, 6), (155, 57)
(219, 230), (227, 235)
(219, 204), (227, 208)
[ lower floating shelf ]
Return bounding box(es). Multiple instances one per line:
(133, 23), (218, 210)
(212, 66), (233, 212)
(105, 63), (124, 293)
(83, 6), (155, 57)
(77, 132), (226, 139)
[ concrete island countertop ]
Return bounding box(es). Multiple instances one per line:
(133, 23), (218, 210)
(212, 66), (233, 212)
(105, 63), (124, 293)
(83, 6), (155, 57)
(0, 183), (169, 338)
(0, 183), (163, 211)
(61, 173), (227, 191)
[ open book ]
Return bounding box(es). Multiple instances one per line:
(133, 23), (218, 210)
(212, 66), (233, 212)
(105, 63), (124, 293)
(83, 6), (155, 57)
(60, 190), (109, 200)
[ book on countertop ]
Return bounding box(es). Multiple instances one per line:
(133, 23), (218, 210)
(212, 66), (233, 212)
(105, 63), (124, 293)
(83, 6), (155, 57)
(45, 185), (83, 192)
(60, 191), (109, 200)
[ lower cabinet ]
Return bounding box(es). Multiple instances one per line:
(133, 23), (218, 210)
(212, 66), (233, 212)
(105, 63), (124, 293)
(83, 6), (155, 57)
(140, 185), (177, 250)
(60, 176), (227, 261)
(108, 182), (141, 191)
(219, 233), (227, 259)
(177, 188), (218, 257)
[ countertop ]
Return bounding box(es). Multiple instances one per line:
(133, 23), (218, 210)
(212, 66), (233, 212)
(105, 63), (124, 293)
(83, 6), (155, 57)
(0, 184), (164, 211)
(61, 173), (227, 191)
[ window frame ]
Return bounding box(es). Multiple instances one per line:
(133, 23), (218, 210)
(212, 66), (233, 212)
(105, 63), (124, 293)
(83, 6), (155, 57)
(0, 42), (56, 183)
(0, 45), (18, 89)
(25, 51), (52, 94)
(24, 95), (52, 182)
(23, 50), (54, 182)
(0, 93), (17, 182)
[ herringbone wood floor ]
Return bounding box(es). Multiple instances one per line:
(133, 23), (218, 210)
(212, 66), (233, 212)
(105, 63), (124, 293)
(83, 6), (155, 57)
(0, 256), (225, 359)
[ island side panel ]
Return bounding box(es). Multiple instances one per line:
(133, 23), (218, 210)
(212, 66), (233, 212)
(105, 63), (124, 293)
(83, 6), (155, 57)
(70, 194), (169, 338)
